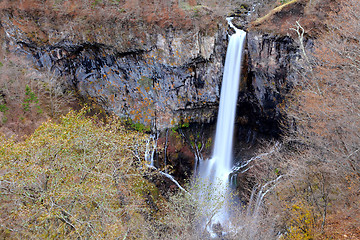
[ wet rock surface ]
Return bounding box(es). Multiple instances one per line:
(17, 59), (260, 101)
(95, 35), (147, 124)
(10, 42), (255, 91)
(238, 32), (299, 138)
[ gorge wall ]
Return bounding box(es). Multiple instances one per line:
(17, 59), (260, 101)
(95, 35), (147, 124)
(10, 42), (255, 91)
(1, 2), (230, 130)
(0, 4), (299, 132)
(0, 0), (322, 179)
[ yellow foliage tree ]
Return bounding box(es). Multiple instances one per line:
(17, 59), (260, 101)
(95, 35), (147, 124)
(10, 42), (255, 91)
(0, 108), (162, 239)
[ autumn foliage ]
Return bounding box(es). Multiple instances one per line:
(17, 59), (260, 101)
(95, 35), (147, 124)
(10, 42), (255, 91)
(268, 0), (360, 238)
(2, 0), (360, 239)
(0, 108), (157, 238)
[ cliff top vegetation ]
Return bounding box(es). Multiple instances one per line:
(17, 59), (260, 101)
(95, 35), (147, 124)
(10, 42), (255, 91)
(251, 0), (340, 37)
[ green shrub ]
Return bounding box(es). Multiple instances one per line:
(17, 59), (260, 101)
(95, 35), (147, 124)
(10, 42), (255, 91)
(22, 85), (39, 111)
(0, 104), (8, 113)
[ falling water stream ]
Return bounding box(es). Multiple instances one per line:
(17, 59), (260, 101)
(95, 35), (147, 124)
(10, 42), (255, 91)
(197, 18), (246, 235)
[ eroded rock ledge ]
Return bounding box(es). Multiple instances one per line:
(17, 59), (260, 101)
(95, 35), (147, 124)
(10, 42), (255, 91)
(2, 9), (229, 129)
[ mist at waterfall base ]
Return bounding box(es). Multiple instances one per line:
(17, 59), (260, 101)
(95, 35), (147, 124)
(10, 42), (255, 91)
(195, 22), (246, 236)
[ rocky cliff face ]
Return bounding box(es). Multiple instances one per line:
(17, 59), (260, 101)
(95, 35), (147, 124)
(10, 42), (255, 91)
(237, 0), (333, 139)
(0, 0), (305, 135)
(1, 7), (228, 129)
(237, 33), (299, 137)
(152, 28), (304, 180)
(1, 1), (313, 181)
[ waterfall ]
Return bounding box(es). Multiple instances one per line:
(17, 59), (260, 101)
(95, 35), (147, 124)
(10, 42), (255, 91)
(145, 133), (157, 166)
(144, 133), (189, 194)
(197, 18), (246, 234)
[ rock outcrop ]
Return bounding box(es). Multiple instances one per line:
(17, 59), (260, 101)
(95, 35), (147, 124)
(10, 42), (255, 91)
(0, 0), (308, 134)
(237, 33), (298, 138)
(1, 2), (229, 130)
(236, 0), (337, 139)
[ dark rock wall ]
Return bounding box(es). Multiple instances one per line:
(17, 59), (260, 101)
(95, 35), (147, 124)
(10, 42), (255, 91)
(2, 8), (301, 134)
(154, 31), (302, 179)
(238, 33), (299, 138)
(2, 14), (228, 129)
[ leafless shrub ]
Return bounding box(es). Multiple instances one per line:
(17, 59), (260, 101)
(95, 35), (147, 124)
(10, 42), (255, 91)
(33, 71), (76, 118)
(261, 0), (360, 238)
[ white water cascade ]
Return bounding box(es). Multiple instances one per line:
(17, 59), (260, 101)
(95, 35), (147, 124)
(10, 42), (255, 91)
(197, 18), (246, 232)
